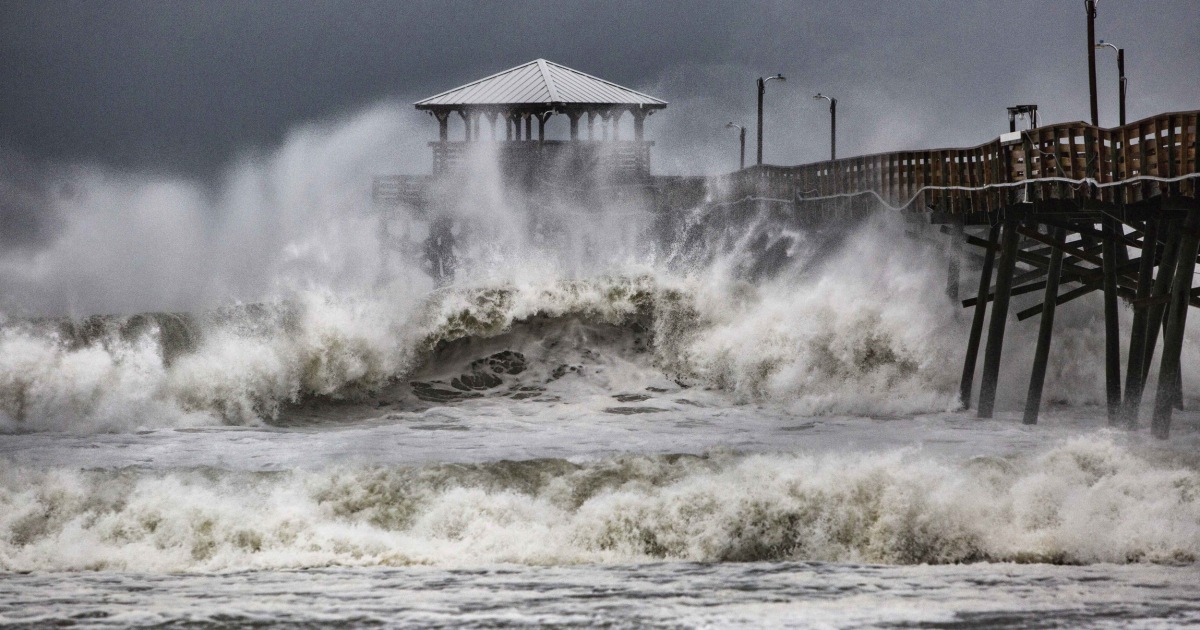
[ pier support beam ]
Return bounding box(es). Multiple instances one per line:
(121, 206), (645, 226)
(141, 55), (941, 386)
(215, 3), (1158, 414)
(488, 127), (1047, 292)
(1151, 208), (1200, 439)
(1122, 219), (1158, 427)
(1142, 220), (1182, 384)
(978, 219), (1021, 418)
(947, 222), (963, 301)
(960, 224), (1000, 408)
(1023, 226), (1067, 425)
(1102, 217), (1123, 425)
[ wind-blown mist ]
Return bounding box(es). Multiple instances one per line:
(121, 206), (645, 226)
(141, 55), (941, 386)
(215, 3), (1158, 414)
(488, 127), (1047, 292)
(0, 103), (419, 317)
(1, 103), (1197, 434)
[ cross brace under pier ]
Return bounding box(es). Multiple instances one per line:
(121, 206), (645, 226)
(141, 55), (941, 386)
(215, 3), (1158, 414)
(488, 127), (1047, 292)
(953, 201), (1199, 438)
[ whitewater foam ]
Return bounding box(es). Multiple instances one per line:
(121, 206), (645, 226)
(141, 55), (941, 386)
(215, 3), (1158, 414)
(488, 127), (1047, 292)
(2, 435), (1197, 572)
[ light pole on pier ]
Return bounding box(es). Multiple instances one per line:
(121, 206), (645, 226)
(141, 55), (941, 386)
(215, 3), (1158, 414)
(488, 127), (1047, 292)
(1095, 40), (1127, 126)
(757, 74), (785, 166)
(813, 93), (837, 161)
(726, 122), (746, 170)
(1085, 0), (1099, 126)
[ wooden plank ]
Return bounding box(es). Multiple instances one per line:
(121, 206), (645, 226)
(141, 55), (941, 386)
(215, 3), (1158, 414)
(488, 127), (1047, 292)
(1168, 114), (1178, 197)
(1140, 120), (1151, 200)
(1123, 218), (1159, 428)
(1024, 225), (1068, 425)
(1018, 226), (1103, 266)
(978, 219), (1021, 418)
(960, 223), (1001, 409)
(1102, 217), (1123, 425)
(1152, 208), (1200, 439)
(940, 151), (951, 213)
(1017, 281), (1101, 321)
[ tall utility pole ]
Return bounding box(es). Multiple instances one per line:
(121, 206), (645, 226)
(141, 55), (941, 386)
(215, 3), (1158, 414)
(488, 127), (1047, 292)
(1117, 46), (1126, 125)
(756, 74), (785, 165)
(1086, 0), (1099, 126)
(814, 93), (837, 160)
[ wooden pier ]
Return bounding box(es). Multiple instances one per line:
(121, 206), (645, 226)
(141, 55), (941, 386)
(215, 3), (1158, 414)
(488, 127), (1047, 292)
(710, 110), (1200, 437)
(377, 62), (1199, 438)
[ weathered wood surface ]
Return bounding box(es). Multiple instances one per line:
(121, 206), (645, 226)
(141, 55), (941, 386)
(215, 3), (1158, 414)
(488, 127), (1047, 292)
(711, 110), (1199, 214)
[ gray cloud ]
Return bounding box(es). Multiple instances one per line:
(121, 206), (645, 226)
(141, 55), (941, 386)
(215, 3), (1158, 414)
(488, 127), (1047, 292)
(0, 149), (60, 250)
(0, 0), (1196, 176)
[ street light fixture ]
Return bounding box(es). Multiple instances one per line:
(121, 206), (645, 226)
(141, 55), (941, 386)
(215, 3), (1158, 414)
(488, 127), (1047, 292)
(1095, 39), (1127, 126)
(726, 122), (746, 170)
(813, 93), (837, 160)
(757, 73), (786, 166)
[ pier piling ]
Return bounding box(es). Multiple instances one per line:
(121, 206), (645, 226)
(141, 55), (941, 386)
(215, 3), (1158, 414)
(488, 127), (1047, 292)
(960, 224), (1000, 409)
(1024, 226), (1067, 425)
(1122, 219), (1158, 427)
(1152, 209), (1200, 438)
(1102, 217), (1124, 424)
(978, 219), (1021, 418)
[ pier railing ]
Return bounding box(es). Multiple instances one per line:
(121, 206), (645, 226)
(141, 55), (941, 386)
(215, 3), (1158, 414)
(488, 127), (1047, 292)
(430, 140), (653, 180)
(717, 110), (1199, 215)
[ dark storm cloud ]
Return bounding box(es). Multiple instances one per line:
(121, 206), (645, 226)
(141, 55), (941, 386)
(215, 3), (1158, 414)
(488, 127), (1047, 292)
(0, 0), (739, 174)
(0, 0), (1197, 175)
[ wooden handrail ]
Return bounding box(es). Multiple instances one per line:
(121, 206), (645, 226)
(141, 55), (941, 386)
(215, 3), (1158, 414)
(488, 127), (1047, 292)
(717, 110), (1200, 213)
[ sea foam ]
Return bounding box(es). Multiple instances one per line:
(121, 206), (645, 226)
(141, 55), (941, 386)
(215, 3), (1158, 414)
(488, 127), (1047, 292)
(2, 436), (1197, 572)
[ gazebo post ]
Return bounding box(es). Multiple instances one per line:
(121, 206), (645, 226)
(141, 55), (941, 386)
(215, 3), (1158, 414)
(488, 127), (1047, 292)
(457, 110), (470, 141)
(632, 108), (646, 141)
(612, 110), (624, 141)
(435, 111), (449, 142)
(524, 114), (532, 142)
(587, 111), (596, 141)
(568, 111), (581, 140)
(486, 111), (499, 140)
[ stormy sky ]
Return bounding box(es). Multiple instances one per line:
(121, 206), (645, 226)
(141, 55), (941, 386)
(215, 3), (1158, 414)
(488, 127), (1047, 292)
(3, 0), (1197, 177)
(0, 0), (1197, 315)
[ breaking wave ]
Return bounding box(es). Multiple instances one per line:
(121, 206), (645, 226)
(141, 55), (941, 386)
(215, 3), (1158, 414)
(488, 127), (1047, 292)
(3, 436), (1198, 571)
(5, 188), (1192, 433)
(0, 245), (966, 433)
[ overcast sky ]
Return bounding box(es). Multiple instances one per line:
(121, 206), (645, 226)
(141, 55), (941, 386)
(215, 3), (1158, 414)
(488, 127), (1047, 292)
(0, 0), (1198, 315)
(1, 0), (1198, 176)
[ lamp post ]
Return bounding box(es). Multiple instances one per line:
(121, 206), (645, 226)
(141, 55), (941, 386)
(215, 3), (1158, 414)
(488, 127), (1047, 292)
(1086, 0), (1099, 126)
(813, 93), (837, 160)
(1006, 104), (1039, 132)
(1096, 40), (1126, 126)
(757, 73), (785, 166)
(726, 122), (746, 170)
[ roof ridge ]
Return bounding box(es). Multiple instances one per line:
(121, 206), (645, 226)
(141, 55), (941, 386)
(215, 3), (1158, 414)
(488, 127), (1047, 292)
(413, 59), (540, 105)
(535, 59), (560, 103)
(414, 58), (668, 108)
(543, 60), (667, 105)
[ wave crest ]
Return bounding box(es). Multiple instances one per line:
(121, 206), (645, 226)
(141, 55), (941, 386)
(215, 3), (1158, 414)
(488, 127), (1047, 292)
(2, 437), (1197, 571)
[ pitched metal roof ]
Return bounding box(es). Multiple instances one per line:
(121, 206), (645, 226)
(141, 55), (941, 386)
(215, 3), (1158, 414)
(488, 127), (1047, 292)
(414, 59), (667, 109)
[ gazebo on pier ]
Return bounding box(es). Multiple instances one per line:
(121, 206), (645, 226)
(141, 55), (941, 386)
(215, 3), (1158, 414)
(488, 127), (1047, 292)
(414, 59), (667, 181)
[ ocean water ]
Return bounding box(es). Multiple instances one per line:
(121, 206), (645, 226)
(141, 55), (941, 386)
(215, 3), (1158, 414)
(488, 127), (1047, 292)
(3, 110), (1200, 628)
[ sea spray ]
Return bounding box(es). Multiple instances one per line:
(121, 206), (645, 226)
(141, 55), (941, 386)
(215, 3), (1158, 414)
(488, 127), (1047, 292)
(6, 233), (1193, 433)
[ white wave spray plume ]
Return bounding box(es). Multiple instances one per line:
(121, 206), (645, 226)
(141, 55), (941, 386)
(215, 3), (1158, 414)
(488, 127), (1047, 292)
(0, 101), (1197, 433)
